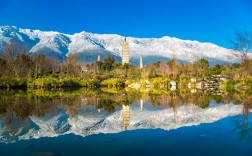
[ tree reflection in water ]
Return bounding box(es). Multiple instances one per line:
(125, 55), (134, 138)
(232, 96), (252, 141)
(0, 88), (251, 141)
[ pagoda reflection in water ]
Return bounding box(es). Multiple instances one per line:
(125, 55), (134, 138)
(122, 99), (144, 129)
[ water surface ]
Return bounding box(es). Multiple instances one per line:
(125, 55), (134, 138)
(0, 89), (251, 156)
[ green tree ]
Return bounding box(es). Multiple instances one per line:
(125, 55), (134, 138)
(101, 56), (115, 71)
(209, 64), (223, 75)
(192, 58), (209, 77)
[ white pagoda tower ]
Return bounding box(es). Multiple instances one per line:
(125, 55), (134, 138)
(122, 38), (129, 65)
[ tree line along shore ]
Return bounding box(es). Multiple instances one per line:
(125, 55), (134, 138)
(0, 34), (252, 90)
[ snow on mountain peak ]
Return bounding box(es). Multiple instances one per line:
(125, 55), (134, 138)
(0, 26), (240, 65)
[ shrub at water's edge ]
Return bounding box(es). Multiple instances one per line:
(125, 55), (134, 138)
(0, 76), (99, 89)
(101, 78), (125, 88)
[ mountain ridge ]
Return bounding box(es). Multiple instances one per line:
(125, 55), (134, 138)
(0, 103), (243, 143)
(0, 26), (241, 65)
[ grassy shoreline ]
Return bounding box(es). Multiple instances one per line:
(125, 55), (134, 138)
(0, 76), (99, 89)
(1, 76), (251, 94)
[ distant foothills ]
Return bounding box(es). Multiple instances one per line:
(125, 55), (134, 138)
(0, 26), (252, 90)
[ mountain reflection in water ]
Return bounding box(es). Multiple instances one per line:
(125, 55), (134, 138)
(0, 88), (251, 144)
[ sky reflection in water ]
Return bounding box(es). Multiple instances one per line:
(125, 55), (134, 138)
(0, 89), (252, 156)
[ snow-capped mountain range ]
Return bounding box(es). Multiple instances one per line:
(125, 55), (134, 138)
(0, 103), (243, 143)
(0, 26), (244, 65)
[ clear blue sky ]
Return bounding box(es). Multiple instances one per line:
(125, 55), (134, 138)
(0, 0), (251, 48)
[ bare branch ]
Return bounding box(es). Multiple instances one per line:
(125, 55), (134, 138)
(230, 30), (252, 65)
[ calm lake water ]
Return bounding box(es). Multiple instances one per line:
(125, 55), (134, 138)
(0, 89), (252, 156)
